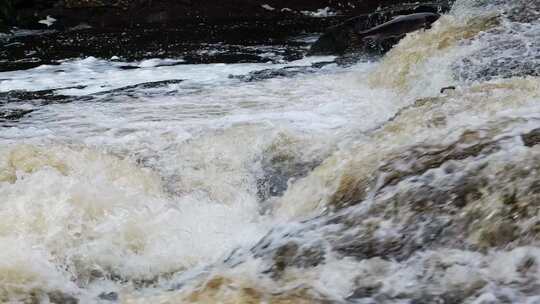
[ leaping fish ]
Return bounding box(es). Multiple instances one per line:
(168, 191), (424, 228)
(356, 12), (440, 41)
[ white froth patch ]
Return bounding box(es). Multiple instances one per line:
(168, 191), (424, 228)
(0, 56), (335, 96)
(309, 257), (371, 298)
(137, 58), (184, 68)
(0, 61), (387, 152)
(261, 4), (275, 11)
(0, 237), (78, 300)
(38, 15), (57, 27)
(301, 7), (338, 17)
(0, 144), (268, 291)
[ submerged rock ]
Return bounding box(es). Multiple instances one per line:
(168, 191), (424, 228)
(231, 66), (320, 82)
(48, 291), (79, 304)
(178, 276), (333, 304)
(93, 79), (184, 96)
(0, 108), (33, 125)
(98, 292), (118, 301)
(242, 125), (540, 301)
(452, 0), (540, 82)
(255, 133), (327, 202)
(522, 128), (540, 147)
(0, 89), (72, 104)
(314, 114), (540, 258)
(455, 24), (540, 81)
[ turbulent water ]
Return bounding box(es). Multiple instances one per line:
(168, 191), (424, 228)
(1, 0), (540, 303)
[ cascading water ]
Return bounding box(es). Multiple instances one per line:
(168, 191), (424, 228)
(1, 0), (540, 303)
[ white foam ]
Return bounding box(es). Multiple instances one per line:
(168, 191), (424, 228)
(0, 56), (335, 96)
(301, 7), (339, 17)
(38, 16), (57, 27)
(261, 4), (275, 11)
(0, 144), (270, 299)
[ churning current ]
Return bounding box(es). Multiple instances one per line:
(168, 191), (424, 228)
(1, 0), (540, 303)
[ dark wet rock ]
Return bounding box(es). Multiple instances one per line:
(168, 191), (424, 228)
(309, 2), (451, 55)
(48, 291), (79, 304)
(256, 146), (322, 201)
(0, 58), (54, 73)
(0, 88), (73, 104)
(333, 52), (375, 66)
(231, 66), (316, 82)
(522, 128), (540, 147)
(0, 19), (328, 72)
(310, 61), (335, 68)
(248, 226), (327, 278)
(347, 283), (383, 300)
(6, 0), (450, 30)
(410, 291), (470, 304)
(0, 108), (33, 121)
(232, 61), (341, 82)
(98, 292), (119, 301)
(93, 79), (184, 97)
(0, 88), (85, 127)
(269, 241), (325, 277)
(118, 65), (140, 70)
(374, 130), (501, 193)
(334, 229), (420, 261)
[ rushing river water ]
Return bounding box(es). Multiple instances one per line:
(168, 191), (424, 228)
(1, 0), (540, 303)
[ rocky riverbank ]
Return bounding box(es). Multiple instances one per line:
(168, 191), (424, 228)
(3, 0), (452, 29)
(1, 1), (453, 71)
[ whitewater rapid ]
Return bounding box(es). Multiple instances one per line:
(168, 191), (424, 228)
(1, 0), (540, 303)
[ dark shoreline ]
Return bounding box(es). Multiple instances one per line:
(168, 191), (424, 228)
(0, 1), (452, 72)
(1, 18), (338, 72)
(2, 0), (452, 30)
